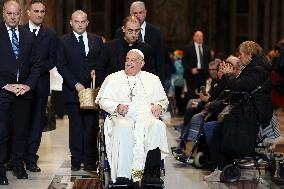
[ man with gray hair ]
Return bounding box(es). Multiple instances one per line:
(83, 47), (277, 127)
(96, 49), (169, 185)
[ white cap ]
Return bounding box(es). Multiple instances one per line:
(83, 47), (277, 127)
(129, 49), (144, 60)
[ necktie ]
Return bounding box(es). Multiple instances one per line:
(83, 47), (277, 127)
(11, 28), (20, 59)
(138, 28), (143, 42)
(78, 35), (86, 56)
(32, 29), (37, 37)
(198, 44), (203, 68)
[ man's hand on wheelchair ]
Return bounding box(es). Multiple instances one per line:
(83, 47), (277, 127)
(151, 104), (162, 118)
(117, 104), (129, 116)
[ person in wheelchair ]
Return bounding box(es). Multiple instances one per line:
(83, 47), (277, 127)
(96, 49), (169, 185)
(172, 60), (224, 154)
(204, 41), (273, 182)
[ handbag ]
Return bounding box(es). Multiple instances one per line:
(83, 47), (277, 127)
(78, 76), (99, 109)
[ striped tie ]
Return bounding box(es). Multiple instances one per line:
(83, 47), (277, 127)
(11, 28), (20, 59)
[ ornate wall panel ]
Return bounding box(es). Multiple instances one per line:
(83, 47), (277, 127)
(151, 0), (190, 46)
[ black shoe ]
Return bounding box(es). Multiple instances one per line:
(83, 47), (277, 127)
(142, 167), (162, 185)
(26, 163), (41, 172)
(71, 165), (80, 171)
(13, 166), (28, 179)
(114, 177), (131, 185)
(84, 165), (97, 172)
(0, 176), (8, 185)
(175, 153), (190, 163)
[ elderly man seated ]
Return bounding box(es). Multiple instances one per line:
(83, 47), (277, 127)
(95, 49), (169, 185)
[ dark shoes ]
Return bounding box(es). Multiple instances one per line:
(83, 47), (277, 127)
(0, 175), (8, 185)
(142, 167), (162, 185)
(26, 163), (41, 172)
(114, 177), (132, 185)
(13, 166), (28, 179)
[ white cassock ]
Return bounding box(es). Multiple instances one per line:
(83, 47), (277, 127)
(95, 70), (169, 182)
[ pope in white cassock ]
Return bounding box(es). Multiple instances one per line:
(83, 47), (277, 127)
(95, 49), (169, 183)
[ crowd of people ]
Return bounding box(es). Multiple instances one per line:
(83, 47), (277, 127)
(0, 0), (282, 187)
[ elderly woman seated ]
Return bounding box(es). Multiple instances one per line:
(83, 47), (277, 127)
(204, 41), (273, 182)
(96, 49), (169, 185)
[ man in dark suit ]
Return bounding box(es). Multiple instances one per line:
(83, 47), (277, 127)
(57, 10), (103, 172)
(96, 15), (155, 85)
(114, 1), (165, 84)
(0, 0), (41, 185)
(182, 31), (211, 100)
(24, 0), (57, 173)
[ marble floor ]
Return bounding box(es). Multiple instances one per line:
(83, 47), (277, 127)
(2, 111), (284, 189)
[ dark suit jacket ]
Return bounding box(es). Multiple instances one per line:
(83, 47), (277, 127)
(57, 32), (103, 103)
(0, 23), (41, 98)
(95, 38), (155, 86)
(24, 24), (57, 97)
(115, 22), (165, 82)
(182, 42), (211, 79)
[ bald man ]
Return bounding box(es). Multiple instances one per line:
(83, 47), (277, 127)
(182, 31), (212, 100)
(0, 0), (40, 184)
(57, 10), (103, 172)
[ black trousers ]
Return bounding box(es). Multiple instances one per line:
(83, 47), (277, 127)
(51, 90), (65, 118)
(66, 103), (99, 167)
(185, 70), (206, 100)
(209, 123), (232, 170)
(25, 97), (48, 164)
(0, 94), (31, 174)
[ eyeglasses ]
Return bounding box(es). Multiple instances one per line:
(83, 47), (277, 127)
(5, 12), (21, 17)
(126, 28), (140, 34)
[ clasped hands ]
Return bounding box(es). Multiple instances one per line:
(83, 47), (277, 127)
(117, 103), (162, 118)
(3, 84), (30, 96)
(219, 61), (234, 74)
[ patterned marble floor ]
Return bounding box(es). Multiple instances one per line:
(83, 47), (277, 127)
(2, 110), (284, 189)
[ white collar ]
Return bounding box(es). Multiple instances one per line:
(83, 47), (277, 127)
(5, 24), (19, 31)
(194, 42), (202, 47)
(73, 31), (87, 40)
(28, 20), (41, 32)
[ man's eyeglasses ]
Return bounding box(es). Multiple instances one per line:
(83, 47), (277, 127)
(5, 12), (21, 17)
(126, 28), (140, 34)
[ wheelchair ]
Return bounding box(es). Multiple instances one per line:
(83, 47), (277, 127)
(97, 115), (166, 189)
(220, 130), (284, 183)
(172, 114), (211, 169)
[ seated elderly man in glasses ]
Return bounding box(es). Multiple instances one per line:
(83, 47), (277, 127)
(96, 49), (169, 185)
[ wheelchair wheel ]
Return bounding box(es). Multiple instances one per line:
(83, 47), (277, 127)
(194, 152), (207, 168)
(265, 160), (276, 178)
(277, 162), (284, 182)
(220, 164), (241, 183)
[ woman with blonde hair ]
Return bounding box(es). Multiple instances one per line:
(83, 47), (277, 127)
(204, 41), (273, 182)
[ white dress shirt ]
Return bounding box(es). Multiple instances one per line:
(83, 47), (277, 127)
(140, 21), (146, 42)
(73, 31), (89, 56)
(5, 24), (19, 44)
(28, 20), (41, 36)
(194, 42), (203, 69)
